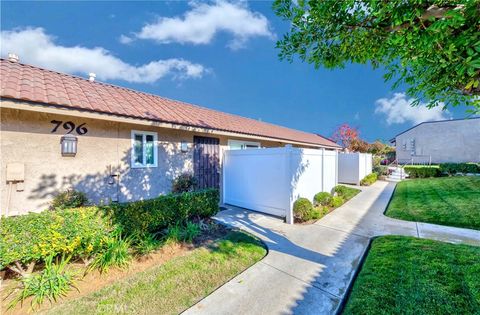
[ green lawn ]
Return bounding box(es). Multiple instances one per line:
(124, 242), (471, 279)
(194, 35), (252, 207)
(44, 231), (266, 315)
(385, 176), (480, 230)
(339, 186), (361, 201)
(343, 236), (480, 315)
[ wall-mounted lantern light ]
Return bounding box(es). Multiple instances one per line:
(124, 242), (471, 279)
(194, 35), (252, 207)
(181, 141), (189, 153)
(60, 134), (78, 157)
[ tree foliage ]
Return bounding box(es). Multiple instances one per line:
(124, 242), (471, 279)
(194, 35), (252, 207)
(331, 123), (360, 149)
(331, 123), (370, 152)
(332, 123), (394, 153)
(274, 0), (480, 111)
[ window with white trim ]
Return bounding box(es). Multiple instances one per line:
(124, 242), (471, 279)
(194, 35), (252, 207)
(228, 140), (261, 150)
(131, 130), (158, 168)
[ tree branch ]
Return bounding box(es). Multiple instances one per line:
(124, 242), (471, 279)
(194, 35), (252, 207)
(344, 4), (466, 32)
(26, 261), (36, 274)
(7, 261), (36, 277)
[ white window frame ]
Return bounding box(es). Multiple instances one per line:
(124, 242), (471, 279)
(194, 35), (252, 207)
(131, 130), (158, 168)
(228, 139), (261, 150)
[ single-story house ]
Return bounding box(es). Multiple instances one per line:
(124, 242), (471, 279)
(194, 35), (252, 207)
(390, 117), (480, 164)
(0, 58), (340, 216)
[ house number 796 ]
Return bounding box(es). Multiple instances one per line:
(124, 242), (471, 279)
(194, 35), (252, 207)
(50, 120), (88, 135)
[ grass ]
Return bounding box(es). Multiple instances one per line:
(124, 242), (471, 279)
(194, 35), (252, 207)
(337, 185), (361, 201)
(385, 176), (480, 230)
(343, 236), (480, 315)
(43, 230), (266, 315)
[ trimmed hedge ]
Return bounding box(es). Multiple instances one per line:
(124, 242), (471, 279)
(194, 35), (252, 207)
(360, 173), (378, 186)
(293, 198), (313, 222)
(0, 189), (219, 273)
(0, 207), (111, 271)
(314, 192), (332, 206)
(105, 189), (219, 236)
(404, 163), (480, 178)
(293, 198), (321, 222)
(304, 185), (361, 223)
(329, 196), (344, 208)
(439, 163), (480, 175)
(404, 166), (440, 178)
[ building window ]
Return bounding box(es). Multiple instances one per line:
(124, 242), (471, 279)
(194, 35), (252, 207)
(131, 130), (158, 168)
(228, 140), (261, 150)
(410, 139), (415, 150)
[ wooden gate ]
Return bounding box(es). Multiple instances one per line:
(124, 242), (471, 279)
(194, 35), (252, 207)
(193, 136), (220, 189)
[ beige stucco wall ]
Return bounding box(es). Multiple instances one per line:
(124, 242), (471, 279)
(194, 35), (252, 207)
(395, 119), (480, 164)
(0, 107), (289, 215)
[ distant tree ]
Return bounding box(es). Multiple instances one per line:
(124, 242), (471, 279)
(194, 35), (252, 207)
(274, 0), (480, 112)
(351, 138), (370, 153)
(368, 141), (386, 155)
(331, 123), (360, 150)
(332, 125), (395, 154)
(367, 140), (395, 155)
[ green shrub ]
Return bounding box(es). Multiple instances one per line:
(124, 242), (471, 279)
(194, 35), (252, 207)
(183, 222), (201, 243)
(404, 166), (440, 178)
(360, 173), (378, 186)
(132, 233), (161, 256)
(293, 198), (315, 222)
(439, 163), (480, 175)
(8, 255), (76, 311)
(90, 233), (131, 273)
(318, 206), (330, 217)
(50, 189), (88, 210)
(0, 190), (218, 275)
(163, 222), (201, 244)
(334, 185), (348, 195)
(373, 165), (389, 177)
(165, 225), (182, 244)
(330, 196), (344, 208)
(0, 207), (111, 274)
(314, 192), (332, 206)
(307, 208), (322, 220)
(172, 172), (197, 193)
(105, 189), (219, 237)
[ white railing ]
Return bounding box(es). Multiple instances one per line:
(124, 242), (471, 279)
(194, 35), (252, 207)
(398, 155), (432, 166)
(388, 155), (432, 179)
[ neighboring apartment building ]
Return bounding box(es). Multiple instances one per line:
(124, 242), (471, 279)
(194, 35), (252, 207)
(390, 117), (480, 164)
(0, 58), (339, 216)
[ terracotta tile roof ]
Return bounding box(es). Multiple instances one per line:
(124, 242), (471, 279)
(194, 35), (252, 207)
(0, 59), (339, 148)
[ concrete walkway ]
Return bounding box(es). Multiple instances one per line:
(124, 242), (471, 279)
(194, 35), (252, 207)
(185, 181), (480, 315)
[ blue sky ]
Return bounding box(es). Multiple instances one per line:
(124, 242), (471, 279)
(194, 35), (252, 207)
(1, 1), (470, 142)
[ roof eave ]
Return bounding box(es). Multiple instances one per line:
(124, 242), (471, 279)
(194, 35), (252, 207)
(1, 97), (339, 149)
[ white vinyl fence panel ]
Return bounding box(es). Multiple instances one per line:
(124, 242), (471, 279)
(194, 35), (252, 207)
(223, 146), (338, 224)
(338, 153), (373, 185)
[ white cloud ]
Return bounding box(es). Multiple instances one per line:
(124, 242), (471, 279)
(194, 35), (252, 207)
(118, 34), (134, 44)
(375, 93), (451, 125)
(1, 27), (206, 83)
(133, 1), (274, 50)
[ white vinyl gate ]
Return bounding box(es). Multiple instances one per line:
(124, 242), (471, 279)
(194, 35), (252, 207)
(222, 146), (338, 224)
(338, 153), (373, 185)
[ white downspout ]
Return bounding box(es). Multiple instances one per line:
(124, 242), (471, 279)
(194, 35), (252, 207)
(285, 145), (294, 224)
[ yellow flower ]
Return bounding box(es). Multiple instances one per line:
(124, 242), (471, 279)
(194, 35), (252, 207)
(86, 244), (94, 253)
